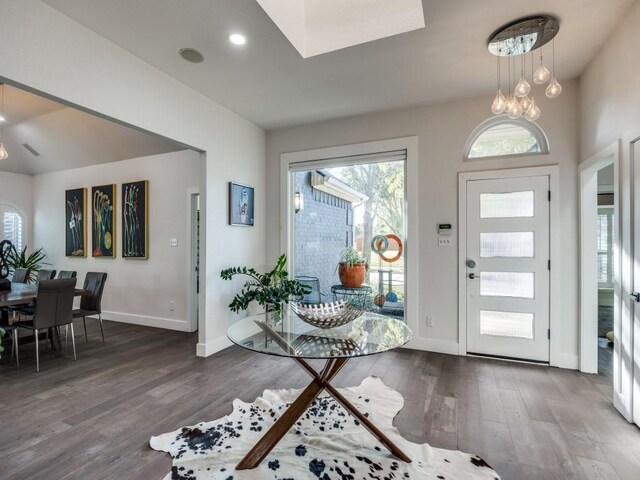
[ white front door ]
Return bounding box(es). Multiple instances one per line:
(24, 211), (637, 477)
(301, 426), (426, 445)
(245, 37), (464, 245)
(465, 175), (550, 362)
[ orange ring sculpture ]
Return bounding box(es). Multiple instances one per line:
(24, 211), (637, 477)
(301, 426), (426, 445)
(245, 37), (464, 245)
(378, 234), (403, 263)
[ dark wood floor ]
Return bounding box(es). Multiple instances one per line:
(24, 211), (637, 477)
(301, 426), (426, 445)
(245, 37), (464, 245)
(1, 320), (638, 480)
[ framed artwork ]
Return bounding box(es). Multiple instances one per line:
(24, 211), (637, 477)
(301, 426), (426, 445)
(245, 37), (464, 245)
(122, 180), (149, 259)
(65, 188), (87, 257)
(92, 184), (116, 257)
(229, 182), (254, 226)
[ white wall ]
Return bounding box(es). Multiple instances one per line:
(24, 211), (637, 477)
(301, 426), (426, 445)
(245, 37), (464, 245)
(267, 81), (580, 368)
(32, 150), (200, 331)
(0, 0), (266, 356)
(0, 171), (34, 248)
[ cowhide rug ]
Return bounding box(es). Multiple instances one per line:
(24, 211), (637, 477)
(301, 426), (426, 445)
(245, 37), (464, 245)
(150, 376), (499, 480)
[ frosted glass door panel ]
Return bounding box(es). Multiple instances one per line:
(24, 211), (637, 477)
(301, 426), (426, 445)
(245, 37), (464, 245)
(480, 310), (534, 339)
(480, 232), (534, 257)
(480, 271), (534, 298)
(480, 191), (534, 218)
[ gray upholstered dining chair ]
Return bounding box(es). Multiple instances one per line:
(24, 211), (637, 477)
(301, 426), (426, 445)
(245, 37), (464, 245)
(15, 278), (77, 372)
(57, 270), (77, 279)
(11, 268), (30, 284)
(73, 272), (108, 344)
(36, 269), (57, 283)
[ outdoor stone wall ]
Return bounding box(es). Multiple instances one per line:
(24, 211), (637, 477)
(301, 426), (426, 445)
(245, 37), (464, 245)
(294, 171), (353, 298)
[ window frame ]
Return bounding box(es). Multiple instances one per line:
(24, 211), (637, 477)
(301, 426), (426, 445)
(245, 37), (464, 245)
(464, 115), (550, 161)
(0, 203), (27, 252)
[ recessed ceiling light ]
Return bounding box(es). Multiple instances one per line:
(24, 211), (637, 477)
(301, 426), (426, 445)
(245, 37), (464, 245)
(179, 48), (204, 63)
(0, 116), (5, 122)
(228, 33), (247, 46)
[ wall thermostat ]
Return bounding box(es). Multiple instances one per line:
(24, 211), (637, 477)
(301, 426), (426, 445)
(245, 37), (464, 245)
(438, 223), (452, 235)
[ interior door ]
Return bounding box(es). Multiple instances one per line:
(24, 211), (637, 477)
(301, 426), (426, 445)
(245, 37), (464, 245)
(631, 138), (640, 427)
(465, 175), (550, 362)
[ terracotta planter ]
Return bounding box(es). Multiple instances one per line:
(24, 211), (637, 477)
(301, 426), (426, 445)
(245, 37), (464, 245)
(338, 263), (366, 288)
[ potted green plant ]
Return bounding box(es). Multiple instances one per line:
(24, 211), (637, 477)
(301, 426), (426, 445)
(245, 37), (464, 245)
(337, 247), (368, 288)
(220, 254), (310, 324)
(7, 245), (48, 283)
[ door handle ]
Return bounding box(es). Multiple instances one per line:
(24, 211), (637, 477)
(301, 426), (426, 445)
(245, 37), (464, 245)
(468, 273), (477, 280)
(631, 292), (640, 302)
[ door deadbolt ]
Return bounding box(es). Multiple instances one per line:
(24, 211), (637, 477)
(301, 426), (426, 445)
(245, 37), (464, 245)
(466, 259), (476, 268)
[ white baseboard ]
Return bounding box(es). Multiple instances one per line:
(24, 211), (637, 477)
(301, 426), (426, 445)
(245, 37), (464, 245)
(102, 311), (192, 332)
(196, 336), (232, 357)
(404, 337), (459, 355)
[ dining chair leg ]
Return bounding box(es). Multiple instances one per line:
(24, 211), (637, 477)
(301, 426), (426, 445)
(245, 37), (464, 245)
(45, 329), (49, 351)
(99, 314), (105, 345)
(65, 324), (69, 356)
(35, 328), (40, 373)
(83, 317), (88, 343)
(70, 323), (77, 360)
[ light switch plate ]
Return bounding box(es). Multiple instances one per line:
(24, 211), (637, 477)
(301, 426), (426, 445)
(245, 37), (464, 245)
(438, 236), (453, 247)
(170, 238), (178, 247)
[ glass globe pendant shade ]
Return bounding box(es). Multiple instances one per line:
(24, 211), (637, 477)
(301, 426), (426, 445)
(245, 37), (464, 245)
(514, 76), (530, 98)
(546, 76), (562, 98)
(533, 62), (550, 84)
(520, 95), (532, 111)
(0, 142), (8, 160)
(491, 89), (507, 114)
(525, 97), (541, 121)
(506, 96), (522, 119)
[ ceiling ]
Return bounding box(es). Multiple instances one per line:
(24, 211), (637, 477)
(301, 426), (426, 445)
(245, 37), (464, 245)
(0, 84), (186, 175)
(42, 0), (634, 130)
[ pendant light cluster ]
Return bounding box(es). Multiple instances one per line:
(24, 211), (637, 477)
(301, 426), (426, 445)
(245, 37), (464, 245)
(488, 16), (561, 122)
(0, 84), (7, 160)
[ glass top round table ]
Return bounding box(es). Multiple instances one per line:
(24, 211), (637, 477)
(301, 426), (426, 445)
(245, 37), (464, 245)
(226, 307), (414, 470)
(227, 308), (412, 359)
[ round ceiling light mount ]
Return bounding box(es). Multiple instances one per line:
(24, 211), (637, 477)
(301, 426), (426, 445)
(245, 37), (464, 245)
(179, 48), (204, 63)
(487, 15), (559, 57)
(228, 33), (247, 46)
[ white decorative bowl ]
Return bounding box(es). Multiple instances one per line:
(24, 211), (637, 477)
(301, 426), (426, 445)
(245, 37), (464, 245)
(290, 300), (363, 329)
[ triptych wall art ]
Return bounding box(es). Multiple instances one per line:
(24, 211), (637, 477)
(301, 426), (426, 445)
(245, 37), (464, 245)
(65, 180), (148, 259)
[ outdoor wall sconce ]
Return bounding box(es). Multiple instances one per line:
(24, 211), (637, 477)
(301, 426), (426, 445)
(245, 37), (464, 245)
(294, 192), (304, 213)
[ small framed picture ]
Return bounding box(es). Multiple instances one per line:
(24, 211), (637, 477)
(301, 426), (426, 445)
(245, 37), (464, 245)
(229, 182), (254, 226)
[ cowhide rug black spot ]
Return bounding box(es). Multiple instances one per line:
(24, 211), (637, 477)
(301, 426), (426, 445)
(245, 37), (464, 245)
(150, 376), (499, 479)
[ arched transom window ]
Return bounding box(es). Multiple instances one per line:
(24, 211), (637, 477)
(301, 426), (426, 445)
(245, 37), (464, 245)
(465, 116), (549, 160)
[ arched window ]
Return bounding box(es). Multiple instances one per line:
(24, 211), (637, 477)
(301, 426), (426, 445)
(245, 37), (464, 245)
(464, 116), (549, 161)
(0, 204), (25, 251)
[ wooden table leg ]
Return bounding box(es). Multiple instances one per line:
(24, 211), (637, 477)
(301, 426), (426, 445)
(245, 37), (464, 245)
(323, 382), (412, 463)
(235, 376), (325, 470)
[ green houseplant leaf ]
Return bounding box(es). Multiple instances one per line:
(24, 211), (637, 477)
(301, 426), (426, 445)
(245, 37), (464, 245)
(221, 254), (311, 318)
(7, 245), (49, 283)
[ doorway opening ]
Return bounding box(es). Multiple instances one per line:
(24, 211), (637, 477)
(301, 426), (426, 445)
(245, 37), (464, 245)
(579, 143), (620, 386)
(596, 166), (615, 384)
(189, 191), (200, 332)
